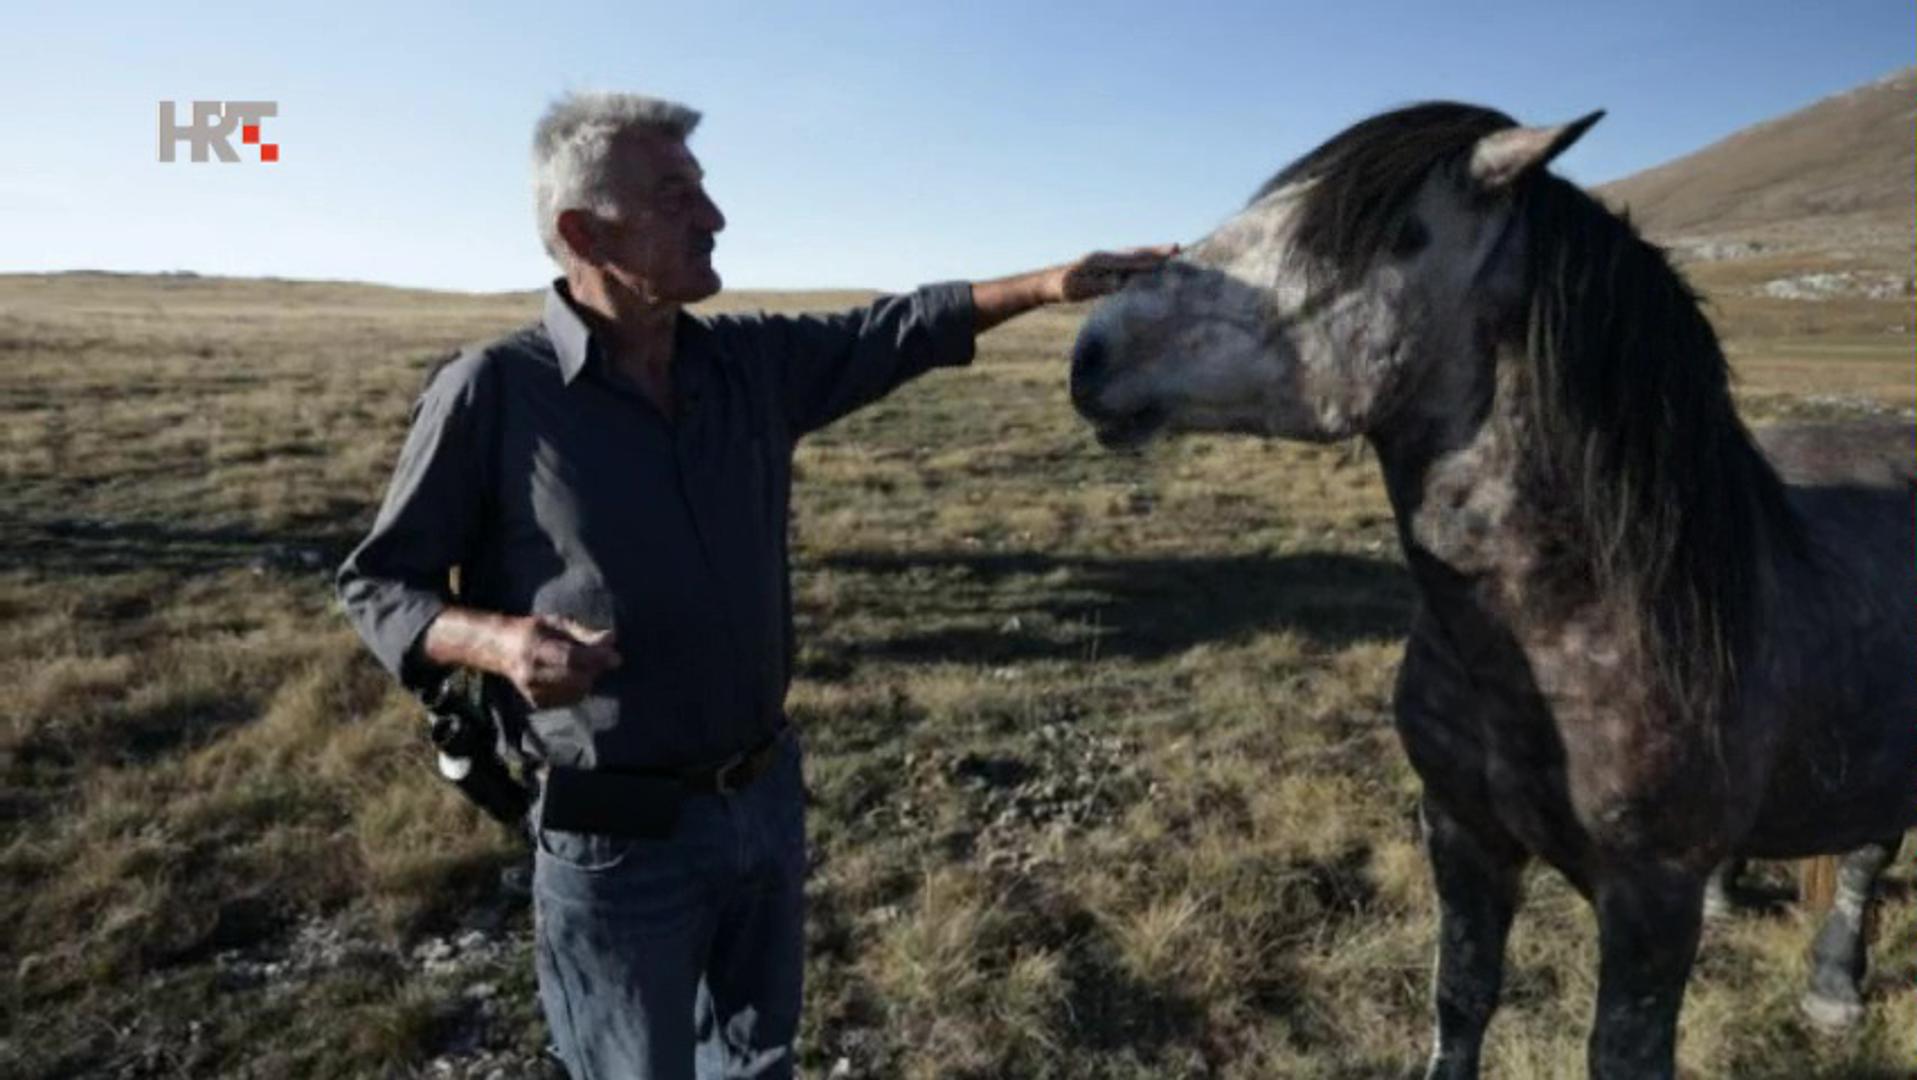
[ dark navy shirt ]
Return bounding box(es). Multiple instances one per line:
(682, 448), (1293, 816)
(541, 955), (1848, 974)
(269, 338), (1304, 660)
(337, 279), (976, 770)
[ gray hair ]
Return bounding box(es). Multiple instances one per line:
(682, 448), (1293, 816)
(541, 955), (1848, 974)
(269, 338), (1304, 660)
(531, 91), (702, 264)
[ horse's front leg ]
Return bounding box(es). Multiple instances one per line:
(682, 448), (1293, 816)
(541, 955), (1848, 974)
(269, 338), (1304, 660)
(1801, 835), (1901, 1033)
(1589, 862), (1706, 1080)
(1421, 796), (1525, 1080)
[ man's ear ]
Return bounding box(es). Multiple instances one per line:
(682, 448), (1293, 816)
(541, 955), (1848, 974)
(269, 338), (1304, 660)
(554, 209), (601, 265)
(1468, 110), (1604, 190)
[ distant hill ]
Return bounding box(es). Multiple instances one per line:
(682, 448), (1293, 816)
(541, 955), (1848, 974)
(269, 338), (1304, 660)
(1597, 67), (1915, 277)
(0, 271), (875, 318)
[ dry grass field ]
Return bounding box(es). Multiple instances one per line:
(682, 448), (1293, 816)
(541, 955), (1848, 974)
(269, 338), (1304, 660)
(1, 270), (1912, 1078)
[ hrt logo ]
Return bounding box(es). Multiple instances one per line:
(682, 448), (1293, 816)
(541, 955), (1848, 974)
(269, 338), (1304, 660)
(159, 101), (279, 163)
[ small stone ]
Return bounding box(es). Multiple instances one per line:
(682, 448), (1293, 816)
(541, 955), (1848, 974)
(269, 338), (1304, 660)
(500, 862), (533, 898)
(829, 1057), (854, 1079)
(456, 930), (489, 953)
(215, 967), (264, 992)
(445, 1019), (484, 1055)
(463, 903), (509, 935)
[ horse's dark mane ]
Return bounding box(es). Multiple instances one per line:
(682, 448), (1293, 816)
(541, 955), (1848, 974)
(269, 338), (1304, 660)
(1269, 101), (1806, 734)
(1252, 102), (1516, 291)
(1517, 174), (1804, 733)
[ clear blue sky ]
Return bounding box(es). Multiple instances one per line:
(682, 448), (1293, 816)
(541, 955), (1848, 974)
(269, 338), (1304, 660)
(4, 1), (1909, 292)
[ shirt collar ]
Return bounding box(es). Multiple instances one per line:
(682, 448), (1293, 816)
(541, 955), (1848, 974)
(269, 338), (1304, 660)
(542, 278), (709, 388)
(542, 278), (596, 385)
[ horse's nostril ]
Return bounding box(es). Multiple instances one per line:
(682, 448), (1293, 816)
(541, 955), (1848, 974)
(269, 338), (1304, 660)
(1070, 334), (1107, 408)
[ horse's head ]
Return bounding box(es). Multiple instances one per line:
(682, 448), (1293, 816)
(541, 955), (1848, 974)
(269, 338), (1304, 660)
(1071, 103), (1600, 447)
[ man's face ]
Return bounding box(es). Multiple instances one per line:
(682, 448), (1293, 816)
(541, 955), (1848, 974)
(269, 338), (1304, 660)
(598, 134), (726, 304)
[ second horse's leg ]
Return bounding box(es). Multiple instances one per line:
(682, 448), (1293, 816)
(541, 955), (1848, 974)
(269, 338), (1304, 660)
(1801, 836), (1900, 1033)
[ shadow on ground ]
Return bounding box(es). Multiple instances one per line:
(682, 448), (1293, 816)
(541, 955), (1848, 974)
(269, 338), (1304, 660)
(4, 515), (362, 579)
(808, 549), (1415, 664)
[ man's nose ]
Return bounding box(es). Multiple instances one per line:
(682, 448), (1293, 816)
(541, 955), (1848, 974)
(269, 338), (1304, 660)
(698, 190), (725, 233)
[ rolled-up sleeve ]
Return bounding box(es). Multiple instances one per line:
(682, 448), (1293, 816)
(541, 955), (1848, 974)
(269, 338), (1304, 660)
(336, 351), (496, 694)
(772, 281), (976, 437)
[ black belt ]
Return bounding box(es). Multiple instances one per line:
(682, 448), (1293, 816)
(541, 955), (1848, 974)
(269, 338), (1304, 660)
(662, 728), (785, 795)
(536, 726), (787, 839)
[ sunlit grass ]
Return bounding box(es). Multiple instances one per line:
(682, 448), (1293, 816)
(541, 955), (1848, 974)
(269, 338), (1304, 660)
(1, 271), (1910, 1077)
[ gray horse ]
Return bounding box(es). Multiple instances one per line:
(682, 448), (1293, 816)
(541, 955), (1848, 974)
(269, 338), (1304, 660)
(1069, 103), (1914, 1079)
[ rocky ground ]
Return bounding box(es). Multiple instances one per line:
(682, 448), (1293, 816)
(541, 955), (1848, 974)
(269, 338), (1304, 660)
(197, 871), (562, 1080)
(1758, 269), (1913, 301)
(81, 724), (1152, 1080)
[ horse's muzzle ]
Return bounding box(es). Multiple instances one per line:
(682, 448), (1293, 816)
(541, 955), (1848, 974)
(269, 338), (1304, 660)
(1068, 329), (1110, 415)
(1070, 326), (1166, 448)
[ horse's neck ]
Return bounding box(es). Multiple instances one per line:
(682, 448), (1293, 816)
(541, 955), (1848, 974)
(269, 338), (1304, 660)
(1375, 359), (1552, 583)
(1373, 369), (1629, 695)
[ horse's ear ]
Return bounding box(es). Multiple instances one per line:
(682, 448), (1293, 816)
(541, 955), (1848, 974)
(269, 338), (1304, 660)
(1468, 110), (1604, 189)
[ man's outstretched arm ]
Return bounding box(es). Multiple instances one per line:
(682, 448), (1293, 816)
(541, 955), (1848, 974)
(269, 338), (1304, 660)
(969, 244), (1180, 333)
(771, 244), (1181, 437)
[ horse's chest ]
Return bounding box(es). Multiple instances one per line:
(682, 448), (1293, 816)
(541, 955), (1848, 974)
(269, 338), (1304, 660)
(1400, 611), (1703, 868)
(1440, 684), (1608, 870)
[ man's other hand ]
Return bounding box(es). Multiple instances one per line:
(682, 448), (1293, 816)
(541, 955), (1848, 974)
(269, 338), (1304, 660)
(503, 615), (622, 708)
(420, 607), (623, 710)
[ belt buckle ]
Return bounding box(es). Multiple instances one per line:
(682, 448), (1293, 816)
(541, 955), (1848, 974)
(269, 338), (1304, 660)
(712, 749), (748, 795)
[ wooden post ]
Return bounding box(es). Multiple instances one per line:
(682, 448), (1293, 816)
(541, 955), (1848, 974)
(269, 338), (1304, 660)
(1799, 853), (1881, 947)
(1798, 854), (1840, 916)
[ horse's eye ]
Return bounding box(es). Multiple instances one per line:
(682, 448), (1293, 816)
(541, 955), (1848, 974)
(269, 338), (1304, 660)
(1391, 217), (1429, 258)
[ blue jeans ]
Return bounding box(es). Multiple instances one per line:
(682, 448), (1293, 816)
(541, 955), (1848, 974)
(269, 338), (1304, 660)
(532, 731), (806, 1080)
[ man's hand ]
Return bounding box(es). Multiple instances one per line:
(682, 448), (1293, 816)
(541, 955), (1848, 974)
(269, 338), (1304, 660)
(421, 608), (622, 709)
(971, 244), (1179, 333)
(498, 615), (622, 708)
(1049, 244), (1181, 303)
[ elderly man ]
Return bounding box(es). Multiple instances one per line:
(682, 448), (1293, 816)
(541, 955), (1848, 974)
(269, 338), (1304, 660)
(337, 91), (1171, 1079)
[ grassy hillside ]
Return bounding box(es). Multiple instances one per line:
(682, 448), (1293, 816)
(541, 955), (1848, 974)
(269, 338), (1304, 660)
(2, 272), (1911, 1078)
(1598, 67), (1915, 271)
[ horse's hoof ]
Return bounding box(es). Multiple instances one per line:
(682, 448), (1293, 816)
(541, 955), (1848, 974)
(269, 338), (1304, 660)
(1799, 989), (1864, 1035)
